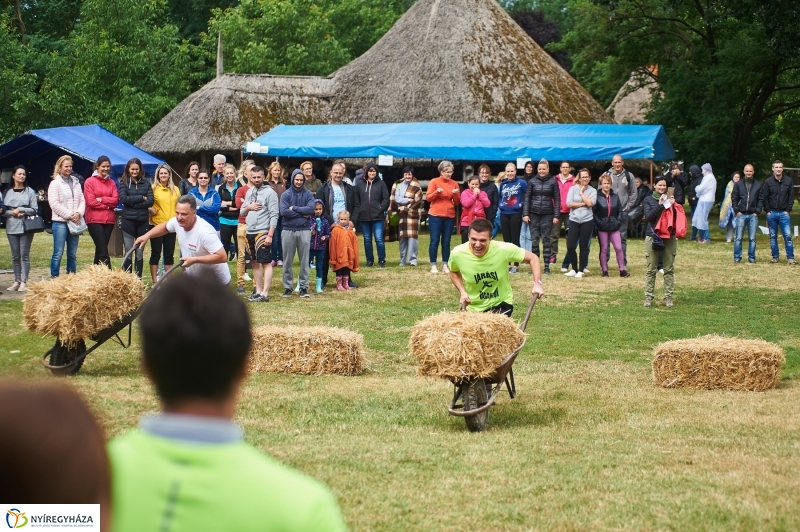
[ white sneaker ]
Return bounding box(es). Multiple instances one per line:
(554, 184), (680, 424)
(430, 265), (439, 274)
(244, 273), (252, 281)
(582, 268), (590, 274)
(442, 264), (450, 274)
(7, 282), (20, 291)
(658, 269), (664, 275)
(564, 270), (577, 277)
(17, 282), (26, 292)
(560, 267), (568, 273)
(575, 272), (584, 279)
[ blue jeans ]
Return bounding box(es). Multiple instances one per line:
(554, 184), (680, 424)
(734, 214), (758, 262)
(767, 211), (794, 259)
(428, 215), (454, 264)
(360, 220), (385, 264)
(311, 248), (325, 278)
(51, 221), (79, 277)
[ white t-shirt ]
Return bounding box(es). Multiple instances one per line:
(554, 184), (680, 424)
(166, 216), (231, 285)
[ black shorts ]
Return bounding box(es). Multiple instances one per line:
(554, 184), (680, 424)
(246, 233), (272, 264)
(484, 302), (513, 317)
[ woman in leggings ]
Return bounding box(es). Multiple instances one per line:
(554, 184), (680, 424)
(564, 169), (597, 278)
(118, 158), (153, 277)
(498, 162), (527, 273)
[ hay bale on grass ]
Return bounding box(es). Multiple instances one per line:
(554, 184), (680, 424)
(410, 311), (526, 380)
(23, 265), (145, 347)
(652, 334), (784, 391)
(249, 326), (365, 376)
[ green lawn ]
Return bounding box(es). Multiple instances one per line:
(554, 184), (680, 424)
(1, 225), (799, 531)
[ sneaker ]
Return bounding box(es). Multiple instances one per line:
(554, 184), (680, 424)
(788, 258), (798, 265)
(734, 259), (741, 263)
(770, 257), (779, 264)
(430, 265), (439, 274)
(247, 293), (263, 302)
(582, 268), (590, 274)
(564, 270), (577, 277)
(276, 260), (283, 267)
(602, 271), (609, 277)
(619, 270), (630, 278)
(379, 261), (386, 268)
(271, 261), (277, 267)
(644, 298), (653, 308)
(17, 282), (26, 292)
(244, 273), (252, 281)
(543, 266), (551, 275)
(748, 259), (756, 264)
(282, 289), (293, 297)
(665, 298), (674, 308)
(299, 288), (310, 298)
(442, 264), (450, 274)
(549, 255), (557, 264)
(7, 282), (20, 291)
(509, 266), (518, 274)
(560, 267), (568, 273)
(658, 269), (664, 274)
(236, 286), (245, 295)
(366, 261), (374, 267)
(261, 294), (270, 303)
(575, 271), (583, 279)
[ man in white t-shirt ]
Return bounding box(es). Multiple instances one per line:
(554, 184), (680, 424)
(135, 195), (231, 285)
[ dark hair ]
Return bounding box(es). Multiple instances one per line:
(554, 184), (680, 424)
(185, 161), (200, 179)
(654, 176), (668, 185)
(773, 160), (783, 165)
(0, 382), (109, 507)
(12, 165), (26, 178)
(94, 155), (111, 171)
(731, 171), (742, 180)
(177, 194), (197, 210)
(402, 165), (415, 175)
(250, 165), (265, 175)
(469, 218), (493, 234)
(122, 158), (143, 184)
(139, 271), (252, 405)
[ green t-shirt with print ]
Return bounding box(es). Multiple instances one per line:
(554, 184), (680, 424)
(109, 431), (347, 532)
(448, 241), (526, 312)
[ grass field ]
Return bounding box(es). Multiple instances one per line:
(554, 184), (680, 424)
(1, 225), (799, 531)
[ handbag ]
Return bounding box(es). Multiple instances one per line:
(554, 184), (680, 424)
(388, 211), (400, 226)
(57, 177), (88, 235)
(23, 214), (46, 233)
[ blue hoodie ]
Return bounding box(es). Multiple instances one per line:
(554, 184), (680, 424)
(280, 170), (316, 230)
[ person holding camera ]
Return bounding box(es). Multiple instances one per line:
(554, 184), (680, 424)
(643, 177), (678, 308)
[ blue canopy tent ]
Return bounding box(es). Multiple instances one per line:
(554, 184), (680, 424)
(0, 125), (165, 190)
(244, 123), (675, 162)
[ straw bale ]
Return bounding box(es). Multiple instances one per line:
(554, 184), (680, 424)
(249, 326), (365, 376)
(23, 266), (145, 347)
(652, 334), (784, 391)
(410, 311), (526, 380)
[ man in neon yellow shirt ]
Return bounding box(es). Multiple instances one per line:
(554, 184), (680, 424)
(108, 271), (347, 532)
(448, 218), (545, 315)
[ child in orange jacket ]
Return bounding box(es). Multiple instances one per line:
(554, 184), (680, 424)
(328, 210), (360, 291)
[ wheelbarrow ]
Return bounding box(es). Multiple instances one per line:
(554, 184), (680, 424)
(40, 246), (184, 376)
(447, 294), (538, 432)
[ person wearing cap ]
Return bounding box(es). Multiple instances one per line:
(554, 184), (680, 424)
(211, 154), (226, 188)
(354, 162), (389, 267)
(280, 169), (316, 297)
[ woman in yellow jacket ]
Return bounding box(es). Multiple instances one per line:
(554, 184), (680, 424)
(147, 164), (180, 284)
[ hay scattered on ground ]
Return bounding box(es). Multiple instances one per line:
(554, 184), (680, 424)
(410, 311), (526, 380)
(23, 266), (145, 346)
(652, 334), (784, 391)
(249, 326), (365, 376)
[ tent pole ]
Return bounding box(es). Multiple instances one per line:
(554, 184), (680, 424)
(650, 161), (654, 187)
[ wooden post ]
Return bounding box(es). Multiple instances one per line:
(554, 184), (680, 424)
(216, 32), (223, 79)
(650, 161), (654, 187)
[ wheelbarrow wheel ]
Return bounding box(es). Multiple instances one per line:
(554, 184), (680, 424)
(47, 339), (86, 376)
(462, 378), (489, 432)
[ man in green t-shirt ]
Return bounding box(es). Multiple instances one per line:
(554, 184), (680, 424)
(108, 271), (347, 532)
(448, 218), (545, 315)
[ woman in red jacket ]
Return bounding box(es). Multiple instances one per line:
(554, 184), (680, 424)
(83, 156), (119, 268)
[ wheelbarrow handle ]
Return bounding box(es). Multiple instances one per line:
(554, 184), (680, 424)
(150, 259), (185, 291)
(520, 293), (539, 333)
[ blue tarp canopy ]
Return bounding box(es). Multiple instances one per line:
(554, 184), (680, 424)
(245, 123), (675, 162)
(0, 124), (164, 189)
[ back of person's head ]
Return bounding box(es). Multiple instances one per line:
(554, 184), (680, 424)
(0, 382), (109, 509)
(139, 271), (252, 406)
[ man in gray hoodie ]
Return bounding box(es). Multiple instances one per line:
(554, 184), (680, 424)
(240, 166), (279, 302)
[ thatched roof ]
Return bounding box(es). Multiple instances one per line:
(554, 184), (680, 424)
(136, 74), (334, 155)
(329, 0), (611, 124)
(607, 70), (661, 124)
(137, 0), (611, 156)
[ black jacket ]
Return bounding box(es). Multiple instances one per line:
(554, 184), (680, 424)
(118, 177), (154, 222)
(730, 179), (763, 215)
(643, 194), (667, 239)
(762, 175), (794, 212)
(687, 166), (703, 208)
(479, 180), (499, 223)
(217, 183), (240, 222)
(316, 180), (359, 226)
(593, 190), (626, 232)
(354, 177), (389, 222)
(665, 171), (688, 205)
(522, 174), (560, 216)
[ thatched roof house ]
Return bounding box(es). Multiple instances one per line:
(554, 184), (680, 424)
(607, 69), (661, 124)
(137, 0), (611, 166)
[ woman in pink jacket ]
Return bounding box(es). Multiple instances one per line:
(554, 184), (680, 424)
(83, 156), (120, 268)
(48, 155), (85, 277)
(459, 175), (490, 243)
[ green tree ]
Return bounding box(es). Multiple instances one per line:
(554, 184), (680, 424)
(555, 0), (800, 174)
(0, 13), (40, 141)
